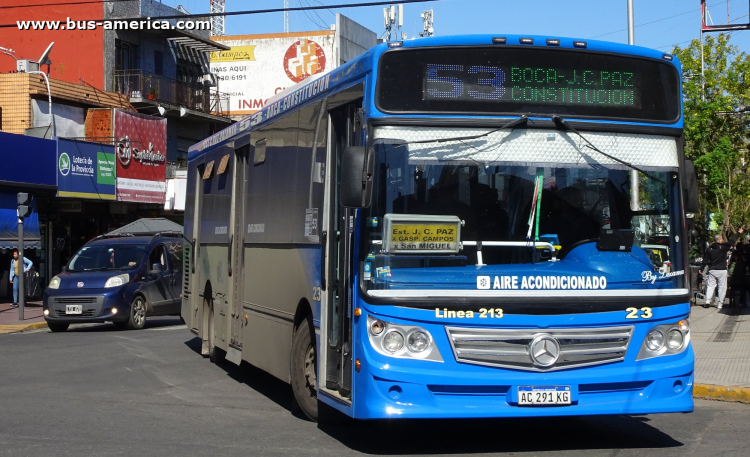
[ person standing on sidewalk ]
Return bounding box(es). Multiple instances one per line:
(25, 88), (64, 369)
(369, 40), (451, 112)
(703, 228), (744, 310)
(9, 248), (33, 308)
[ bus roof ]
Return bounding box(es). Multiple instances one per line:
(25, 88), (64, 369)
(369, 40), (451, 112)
(189, 34), (681, 161)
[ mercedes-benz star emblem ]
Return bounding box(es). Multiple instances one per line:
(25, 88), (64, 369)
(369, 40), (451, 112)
(529, 335), (561, 367)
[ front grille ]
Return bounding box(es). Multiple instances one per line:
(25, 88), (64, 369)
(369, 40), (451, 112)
(56, 309), (97, 317)
(445, 325), (634, 372)
(54, 297), (98, 305)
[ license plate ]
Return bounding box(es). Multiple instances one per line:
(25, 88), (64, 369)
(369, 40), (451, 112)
(518, 386), (571, 405)
(65, 305), (82, 315)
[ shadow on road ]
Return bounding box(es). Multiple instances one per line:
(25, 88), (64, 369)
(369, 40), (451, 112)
(319, 414), (683, 454)
(184, 337), (683, 454)
(183, 337), (300, 415)
(64, 317), (184, 333)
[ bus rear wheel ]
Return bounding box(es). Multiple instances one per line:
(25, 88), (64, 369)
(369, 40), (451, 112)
(208, 300), (225, 364)
(291, 316), (318, 421)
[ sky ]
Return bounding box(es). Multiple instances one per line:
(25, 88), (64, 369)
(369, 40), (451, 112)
(159, 0), (750, 55)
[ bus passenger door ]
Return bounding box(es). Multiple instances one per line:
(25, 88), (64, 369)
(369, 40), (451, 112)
(323, 99), (363, 401)
(227, 147), (248, 365)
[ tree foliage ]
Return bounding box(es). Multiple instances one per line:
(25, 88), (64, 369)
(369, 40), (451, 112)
(673, 34), (750, 236)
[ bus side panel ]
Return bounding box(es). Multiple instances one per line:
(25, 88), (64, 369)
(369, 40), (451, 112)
(241, 245), (319, 383)
(182, 159), (202, 332)
(195, 146), (234, 347)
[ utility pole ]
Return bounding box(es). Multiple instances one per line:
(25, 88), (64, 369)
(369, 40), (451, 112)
(627, 0), (639, 211)
(209, 0), (225, 37)
(284, 0), (290, 33)
(419, 9), (434, 37)
(17, 193), (33, 321)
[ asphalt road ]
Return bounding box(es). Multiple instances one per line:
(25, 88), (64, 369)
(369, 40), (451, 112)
(1, 319), (748, 457)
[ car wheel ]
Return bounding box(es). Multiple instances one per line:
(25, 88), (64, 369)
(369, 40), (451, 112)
(291, 316), (319, 421)
(208, 301), (225, 364)
(47, 322), (69, 332)
(127, 296), (147, 330)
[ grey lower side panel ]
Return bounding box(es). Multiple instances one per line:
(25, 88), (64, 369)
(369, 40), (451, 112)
(239, 246), (313, 384)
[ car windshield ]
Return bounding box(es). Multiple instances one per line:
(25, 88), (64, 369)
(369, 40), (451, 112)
(360, 126), (685, 298)
(67, 244), (147, 272)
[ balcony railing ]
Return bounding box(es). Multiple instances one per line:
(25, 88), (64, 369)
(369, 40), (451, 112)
(113, 70), (229, 117)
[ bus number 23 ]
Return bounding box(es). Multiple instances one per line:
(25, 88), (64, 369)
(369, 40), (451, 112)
(625, 307), (652, 319)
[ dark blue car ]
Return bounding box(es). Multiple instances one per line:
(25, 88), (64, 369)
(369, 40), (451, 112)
(43, 233), (183, 332)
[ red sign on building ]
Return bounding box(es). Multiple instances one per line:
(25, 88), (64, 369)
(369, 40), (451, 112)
(113, 109), (167, 204)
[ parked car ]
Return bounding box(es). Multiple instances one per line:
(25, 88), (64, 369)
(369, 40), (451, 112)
(43, 233), (183, 332)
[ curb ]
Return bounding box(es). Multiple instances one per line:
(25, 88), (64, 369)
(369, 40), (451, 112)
(0, 321), (48, 334)
(694, 383), (750, 404)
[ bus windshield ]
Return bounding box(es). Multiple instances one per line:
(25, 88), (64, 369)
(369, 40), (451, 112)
(360, 125), (685, 298)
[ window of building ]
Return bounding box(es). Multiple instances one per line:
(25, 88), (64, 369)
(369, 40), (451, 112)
(115, 40), (139, 71)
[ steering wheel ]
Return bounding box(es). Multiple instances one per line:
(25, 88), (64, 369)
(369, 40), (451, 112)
(559, 238), (599, 259)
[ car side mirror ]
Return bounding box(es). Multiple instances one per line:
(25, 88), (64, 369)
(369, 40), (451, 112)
(340, 146), (375, 208)
(151, 263), (163, 274)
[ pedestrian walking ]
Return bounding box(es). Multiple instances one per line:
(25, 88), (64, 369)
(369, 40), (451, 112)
(9, 248), (33, 308)
(729, 246), (747, 307)
(703, 228), (744, 310)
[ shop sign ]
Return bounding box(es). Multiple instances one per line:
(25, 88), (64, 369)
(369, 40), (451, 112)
(113, 109), (167, 204)
(56, 138), (117, 200)
(210, 32), (334, 115)
(59, 201), (83, 212)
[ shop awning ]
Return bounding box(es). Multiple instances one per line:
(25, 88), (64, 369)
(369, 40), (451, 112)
(107, 218), (183, 236)
(0, 207), (40, 250)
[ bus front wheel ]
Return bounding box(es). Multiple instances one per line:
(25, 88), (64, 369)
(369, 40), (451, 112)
(291, 316), (318, 421)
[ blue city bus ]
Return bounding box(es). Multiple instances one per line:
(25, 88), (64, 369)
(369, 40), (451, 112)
(182, 34), (699, 421)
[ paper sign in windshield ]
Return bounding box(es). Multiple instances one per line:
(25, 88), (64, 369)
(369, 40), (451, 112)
(383, 214), (462, 255)
(390, 224), (458, 251)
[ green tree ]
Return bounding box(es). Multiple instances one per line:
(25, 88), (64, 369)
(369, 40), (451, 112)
(673, 34), (750, 237)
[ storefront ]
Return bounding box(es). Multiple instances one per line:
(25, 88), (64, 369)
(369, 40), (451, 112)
(0, 132), (56, 301)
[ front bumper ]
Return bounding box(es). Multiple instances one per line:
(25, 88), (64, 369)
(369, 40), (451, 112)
(43, 288), (129, 324)
(350, 306), (694, 419)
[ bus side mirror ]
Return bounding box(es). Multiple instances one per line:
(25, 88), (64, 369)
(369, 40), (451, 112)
(341, 146), (374, 208)
(683, 159), (700, 213)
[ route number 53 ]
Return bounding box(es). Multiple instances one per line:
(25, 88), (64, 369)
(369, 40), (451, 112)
(625, 307), (652, 319)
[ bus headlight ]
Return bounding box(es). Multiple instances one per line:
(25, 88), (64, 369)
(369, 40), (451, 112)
(667, 329), (684, 350)
(366, 315), (442, 362)
(383, 330), (405, 353)
(637, 319), (690, 361)
(407, 331), (430, 352)
(645, 329), (665, 351)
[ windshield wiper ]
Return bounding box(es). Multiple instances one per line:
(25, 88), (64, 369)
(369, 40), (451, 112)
(551, 115), (663, 183)
(397, 115), (529, 146)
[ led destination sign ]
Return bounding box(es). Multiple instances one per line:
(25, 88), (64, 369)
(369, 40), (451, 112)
(425, 64), (639, 108)
(377, 47), (680, 122)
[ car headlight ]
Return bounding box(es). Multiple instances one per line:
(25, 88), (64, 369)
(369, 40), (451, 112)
(48, 276), (61, 289)
(637, 319), (690, 360)
(104, 273), (129, 288)
(366, 315), (442, 361)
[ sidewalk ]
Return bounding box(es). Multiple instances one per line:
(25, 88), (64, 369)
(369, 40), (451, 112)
(0, 301), (47, 334)
(691, 301), (750, 403)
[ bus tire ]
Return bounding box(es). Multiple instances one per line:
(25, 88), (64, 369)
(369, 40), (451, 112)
(291, 316), (319, 421)
(208, 301), (225, 364)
